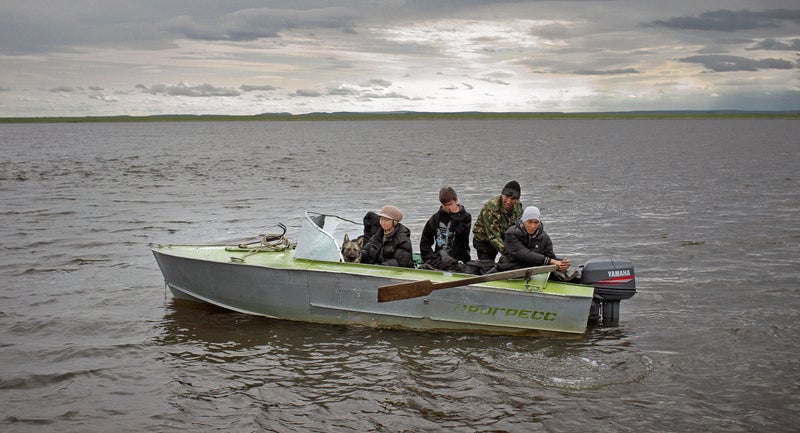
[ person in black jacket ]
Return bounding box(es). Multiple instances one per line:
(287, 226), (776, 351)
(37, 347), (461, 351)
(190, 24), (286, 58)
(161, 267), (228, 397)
(494, 206), (571, 272)
(361, 204), (414, 268)
(419, 187), (472, 271)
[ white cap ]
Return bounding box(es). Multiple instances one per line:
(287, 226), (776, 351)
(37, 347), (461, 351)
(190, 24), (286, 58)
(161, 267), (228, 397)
(521, 206), (541, 222)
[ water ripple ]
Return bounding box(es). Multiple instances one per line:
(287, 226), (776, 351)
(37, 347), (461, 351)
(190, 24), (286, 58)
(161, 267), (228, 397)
(2, 119), (799, 432)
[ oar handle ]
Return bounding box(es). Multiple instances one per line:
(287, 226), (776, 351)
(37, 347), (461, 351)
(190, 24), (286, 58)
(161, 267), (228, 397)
(377, 265), (557, 302)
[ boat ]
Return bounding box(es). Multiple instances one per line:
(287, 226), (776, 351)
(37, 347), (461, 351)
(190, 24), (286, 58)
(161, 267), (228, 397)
(150, 212), (636, 335)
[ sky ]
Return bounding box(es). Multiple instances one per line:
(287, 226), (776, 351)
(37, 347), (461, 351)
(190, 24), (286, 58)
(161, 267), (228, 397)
(1, 0), (798, 116)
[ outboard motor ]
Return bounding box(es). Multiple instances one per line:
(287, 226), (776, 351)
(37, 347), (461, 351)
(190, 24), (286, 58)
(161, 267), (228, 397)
(579, 258), (636, 324)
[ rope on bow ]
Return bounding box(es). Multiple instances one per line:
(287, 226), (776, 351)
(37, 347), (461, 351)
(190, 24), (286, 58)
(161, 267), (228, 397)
(229, 223), (294, 262)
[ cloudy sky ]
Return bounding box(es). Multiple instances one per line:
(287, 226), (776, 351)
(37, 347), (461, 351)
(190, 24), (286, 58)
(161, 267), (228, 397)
(1, 0), (798, 116)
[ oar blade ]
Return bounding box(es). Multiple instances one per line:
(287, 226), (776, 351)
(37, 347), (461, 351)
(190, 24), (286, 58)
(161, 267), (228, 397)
(377, 280), (435, 302)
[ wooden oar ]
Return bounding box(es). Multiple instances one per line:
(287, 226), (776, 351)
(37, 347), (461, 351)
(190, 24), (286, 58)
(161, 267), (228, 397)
(377, 265), (557, 302)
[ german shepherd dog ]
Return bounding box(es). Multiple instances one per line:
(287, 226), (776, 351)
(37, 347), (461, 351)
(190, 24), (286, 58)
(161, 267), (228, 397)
(341, 234), (364, 263)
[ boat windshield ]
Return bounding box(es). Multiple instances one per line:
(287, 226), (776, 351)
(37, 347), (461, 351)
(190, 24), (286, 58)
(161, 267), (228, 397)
(294, 212), (355, 262)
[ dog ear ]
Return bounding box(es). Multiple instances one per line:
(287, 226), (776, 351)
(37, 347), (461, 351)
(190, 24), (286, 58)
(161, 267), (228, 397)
(356, 236), (364, 248)
(344, 233), (350, 243)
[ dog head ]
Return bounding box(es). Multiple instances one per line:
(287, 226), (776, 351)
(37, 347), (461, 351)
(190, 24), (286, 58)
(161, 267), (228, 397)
(341, 234), (364, 263)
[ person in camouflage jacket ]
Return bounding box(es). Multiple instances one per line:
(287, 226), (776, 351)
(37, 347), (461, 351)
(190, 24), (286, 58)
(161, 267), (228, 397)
(472, 180), (523, 261)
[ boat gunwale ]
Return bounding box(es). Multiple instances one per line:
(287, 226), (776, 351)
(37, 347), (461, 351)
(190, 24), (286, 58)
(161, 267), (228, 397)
(150, 243), (594, 299)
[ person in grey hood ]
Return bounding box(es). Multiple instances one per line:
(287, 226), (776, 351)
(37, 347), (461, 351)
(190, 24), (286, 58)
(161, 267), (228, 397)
(494, 206), (571, 272)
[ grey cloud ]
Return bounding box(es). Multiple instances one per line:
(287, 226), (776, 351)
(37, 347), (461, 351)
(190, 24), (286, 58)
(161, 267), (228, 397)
(0, 4), (174, 54)
(530, 23), (579, 41)
(477, 71), (512, 85)
(164, 7), (358, 42)
(477, 77), (510, 85)
(0, 1), (558, 55)
(326, 80), (393, 96)
(292, 89), (323, 97)
(360, 78), (392, 88)
(1, 3), (360, 53)
(649, 9), (800, 32)
(326, 86), (358, 96)
(485, 71), (513, 79)
(748, 38), (800, 51)
(89, 94), (119, 103)
(162, 15), (231, 40)
(142, 83), (241, 97)
(50, 86), (75, 93)
(361, 92), (409, 99)
(574, 68), (640, 75)
(680, 55), (795, 72)
(240, 84), (279, 92)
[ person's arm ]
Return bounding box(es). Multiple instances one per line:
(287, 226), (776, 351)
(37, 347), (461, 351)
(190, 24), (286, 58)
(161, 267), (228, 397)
(394, 241), (414, 268)
(550, 257), (571, 271)
(488, 219), (509, 253)
(419, 216), (436, 262)
(450, 210), (470, 235)
(478, 206), (506, 253)
(360, 232), (381, 264)
(386, 236), (414, 268)
(504, 230), (549, 266)
(540, 234), (570, 271)
(451, 212), (472, 262)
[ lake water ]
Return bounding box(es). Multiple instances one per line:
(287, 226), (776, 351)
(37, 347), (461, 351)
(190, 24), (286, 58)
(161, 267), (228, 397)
(1, 119), (798, 432)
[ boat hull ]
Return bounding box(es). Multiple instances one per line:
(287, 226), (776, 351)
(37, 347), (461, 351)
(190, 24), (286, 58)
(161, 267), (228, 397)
(151, 244), (594, 335)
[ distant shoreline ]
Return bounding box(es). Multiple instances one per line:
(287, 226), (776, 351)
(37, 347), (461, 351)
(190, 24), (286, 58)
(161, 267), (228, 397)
(1, 111), (798, 123)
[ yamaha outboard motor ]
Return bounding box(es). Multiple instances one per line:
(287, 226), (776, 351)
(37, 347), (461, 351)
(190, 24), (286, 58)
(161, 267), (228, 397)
(579, 258), (636, 324)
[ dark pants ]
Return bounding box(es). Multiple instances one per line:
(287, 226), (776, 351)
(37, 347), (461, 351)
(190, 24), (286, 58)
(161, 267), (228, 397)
(473, 240), (499, 261)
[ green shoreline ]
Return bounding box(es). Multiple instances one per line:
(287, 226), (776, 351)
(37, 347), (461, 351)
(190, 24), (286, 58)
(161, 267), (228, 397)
(1, 111), (798, 123)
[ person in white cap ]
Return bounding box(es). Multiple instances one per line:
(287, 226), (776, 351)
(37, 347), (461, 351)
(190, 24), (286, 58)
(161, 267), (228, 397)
(360, 204), (414, 268)
(493, 206), (571, 273)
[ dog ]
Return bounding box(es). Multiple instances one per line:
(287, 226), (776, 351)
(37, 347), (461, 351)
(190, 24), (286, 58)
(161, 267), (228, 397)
(341, 234), (364, 263)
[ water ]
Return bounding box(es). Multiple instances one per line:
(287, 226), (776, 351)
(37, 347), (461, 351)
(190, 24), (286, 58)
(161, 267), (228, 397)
(1, 119), (798, 432)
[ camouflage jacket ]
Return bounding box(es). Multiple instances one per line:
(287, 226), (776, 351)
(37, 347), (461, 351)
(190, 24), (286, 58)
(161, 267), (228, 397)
(472, 195), (523, 253)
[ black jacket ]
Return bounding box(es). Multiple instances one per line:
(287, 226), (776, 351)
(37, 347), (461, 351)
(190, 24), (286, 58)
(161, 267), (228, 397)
(495, 221), (557, 271)
(361, 223), (414, 268)
(419, 205), (472, 265)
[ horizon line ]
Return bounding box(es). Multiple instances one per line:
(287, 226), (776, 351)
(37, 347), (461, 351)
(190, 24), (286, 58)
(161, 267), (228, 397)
(2, 110), (799, 123)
